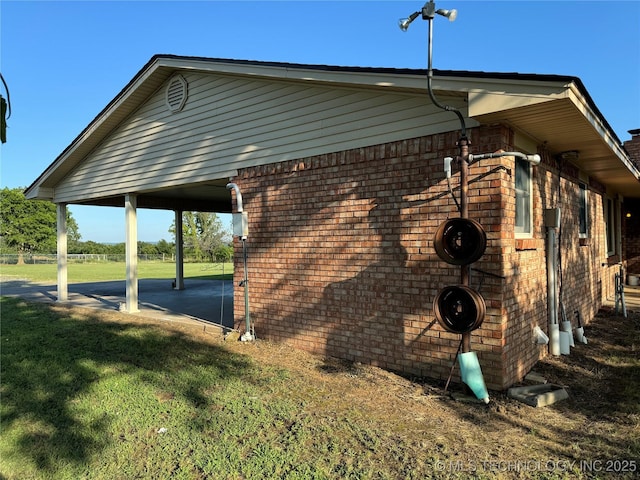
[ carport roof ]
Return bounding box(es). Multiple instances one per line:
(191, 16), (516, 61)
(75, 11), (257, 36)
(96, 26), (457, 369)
(26, 54), (640, 204)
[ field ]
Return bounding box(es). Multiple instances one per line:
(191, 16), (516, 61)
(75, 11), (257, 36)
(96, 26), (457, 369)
(1, 268), (639, 479)
(0, 261), (233, 283)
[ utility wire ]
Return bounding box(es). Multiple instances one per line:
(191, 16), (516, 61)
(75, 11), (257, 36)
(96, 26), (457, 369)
(1, 72), (11, 144)
(1, 72), (11, 119)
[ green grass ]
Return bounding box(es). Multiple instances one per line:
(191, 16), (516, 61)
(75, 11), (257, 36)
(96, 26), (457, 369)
(2, 275), (639, 479)
(0, 298), (425, 480)
(0, 261), (233, 283)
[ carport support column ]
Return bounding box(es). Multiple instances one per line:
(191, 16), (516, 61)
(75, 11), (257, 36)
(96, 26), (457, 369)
(174, 210), (185, 290)
(56, 203), (68, 302)
(125, 194), (139, 313)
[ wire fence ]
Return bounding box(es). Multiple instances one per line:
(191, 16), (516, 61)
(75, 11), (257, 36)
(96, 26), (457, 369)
(0, 254), (193, 265)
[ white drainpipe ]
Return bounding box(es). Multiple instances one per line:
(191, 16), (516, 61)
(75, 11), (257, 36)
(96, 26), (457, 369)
(227, 183), (253, 341)
(545, 208), (561, 355)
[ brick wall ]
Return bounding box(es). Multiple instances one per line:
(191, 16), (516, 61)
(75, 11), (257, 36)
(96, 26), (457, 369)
(230, 125), (617, 390)
(623, 130), (640, 275)
(500, 146), (621, 383)
(625, 199), (640, 275)
(623, 129), (640, 170)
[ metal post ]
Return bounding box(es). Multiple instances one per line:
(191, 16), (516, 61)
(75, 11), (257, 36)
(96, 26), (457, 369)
(458, 137), (471, 353)
(242, 238), (251, 337)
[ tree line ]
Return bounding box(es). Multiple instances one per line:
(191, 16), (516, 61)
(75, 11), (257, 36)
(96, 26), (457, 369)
(0, 187), (233, 262)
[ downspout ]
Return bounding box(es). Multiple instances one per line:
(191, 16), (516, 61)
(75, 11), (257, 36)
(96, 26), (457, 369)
(226, 183), (253, 341)
(545, 208), (561, 355)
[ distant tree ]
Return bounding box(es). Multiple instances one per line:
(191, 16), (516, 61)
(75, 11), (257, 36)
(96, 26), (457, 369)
(138, 241), (159, 255)
(214, 244), (233, 263)
(156, 239), (174, 256)
(170, 212), (228, 261)
(70, 240), (108, 254)
(0, 187), (80, 262)
(106, 243), (126, 255)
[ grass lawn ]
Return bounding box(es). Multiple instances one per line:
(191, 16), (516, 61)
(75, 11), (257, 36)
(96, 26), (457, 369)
(1, 296), (639, 479)
(2, 297), (413, 480)
(0, 261), (233, 283)
(2, 261), (640, 480)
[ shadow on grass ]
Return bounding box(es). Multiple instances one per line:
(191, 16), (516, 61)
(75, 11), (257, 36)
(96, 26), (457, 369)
(0, 297), (251, 475)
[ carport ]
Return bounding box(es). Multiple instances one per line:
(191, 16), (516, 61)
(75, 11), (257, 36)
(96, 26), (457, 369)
(43, 181), (234, 314)
(25, 56), (243, 314)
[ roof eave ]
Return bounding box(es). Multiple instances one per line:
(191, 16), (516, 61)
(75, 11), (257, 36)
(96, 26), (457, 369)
(26, 54), (637, 200)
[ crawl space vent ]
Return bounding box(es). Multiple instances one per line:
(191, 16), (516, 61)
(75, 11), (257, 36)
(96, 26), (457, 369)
(166, 75), (188, 113)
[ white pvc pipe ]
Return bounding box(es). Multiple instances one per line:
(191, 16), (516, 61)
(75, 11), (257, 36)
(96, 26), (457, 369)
(534, 325), (549, 345)
(469, 152), (541, 165)
(559, 331), (571, 355)
(226, 183), (243, 212)
(547, 227), (560, 355)
(561, 321), (575, 347)
(226, 182), (252, 341)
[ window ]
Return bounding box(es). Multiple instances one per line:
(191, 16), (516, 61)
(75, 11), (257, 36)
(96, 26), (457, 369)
(578, 182), (588, 238)
(515, 157), (532, 236)
(604, 196), (618, 256)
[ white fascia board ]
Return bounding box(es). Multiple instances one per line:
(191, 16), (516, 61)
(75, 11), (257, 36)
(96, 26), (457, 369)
(157, 57), (460, 92)
(25, 186), (54, 201)
(466, 77), (571, 117)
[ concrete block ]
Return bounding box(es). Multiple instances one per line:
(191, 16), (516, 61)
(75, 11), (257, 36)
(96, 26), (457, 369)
(507, 384), (568, 407)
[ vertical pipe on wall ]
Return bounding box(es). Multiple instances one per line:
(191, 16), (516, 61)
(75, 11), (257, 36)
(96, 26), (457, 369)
(56, 203), (68, 302)
(227, 182), (253, 341)
(546, 225), (560, 355)
(459, 137), (472, 354)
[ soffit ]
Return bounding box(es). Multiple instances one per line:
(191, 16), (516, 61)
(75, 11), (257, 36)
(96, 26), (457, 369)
(472, 95), (640, 198)
(71, 179), (234, 213)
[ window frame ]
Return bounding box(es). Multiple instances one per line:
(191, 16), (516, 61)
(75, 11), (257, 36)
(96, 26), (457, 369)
(578, 182), (588, 238)
(604, 195), (618, 256)
(515, 157), (533, 238)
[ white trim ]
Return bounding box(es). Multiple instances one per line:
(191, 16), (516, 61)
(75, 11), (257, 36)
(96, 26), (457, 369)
(604, 195), (618, 256)
(515, 158), (533, 238)
(578, 182), (588, 239)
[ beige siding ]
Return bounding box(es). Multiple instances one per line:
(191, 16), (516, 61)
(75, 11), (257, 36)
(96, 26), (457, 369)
(54, 72), (470, 203)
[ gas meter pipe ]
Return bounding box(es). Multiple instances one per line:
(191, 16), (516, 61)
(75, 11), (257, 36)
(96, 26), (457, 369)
(226, 183), (253, 341)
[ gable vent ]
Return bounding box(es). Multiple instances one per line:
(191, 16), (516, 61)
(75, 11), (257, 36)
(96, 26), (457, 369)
(165, 75), (188, 113)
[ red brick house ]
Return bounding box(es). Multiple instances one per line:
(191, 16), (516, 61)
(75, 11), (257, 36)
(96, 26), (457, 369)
(26, 55), (640, 390)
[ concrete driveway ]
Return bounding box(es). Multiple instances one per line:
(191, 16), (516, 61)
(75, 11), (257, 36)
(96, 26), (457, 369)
(1, 278), (234, 331)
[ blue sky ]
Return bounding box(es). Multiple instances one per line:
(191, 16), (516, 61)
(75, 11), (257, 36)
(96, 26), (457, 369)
(1, 0), (639, 243)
